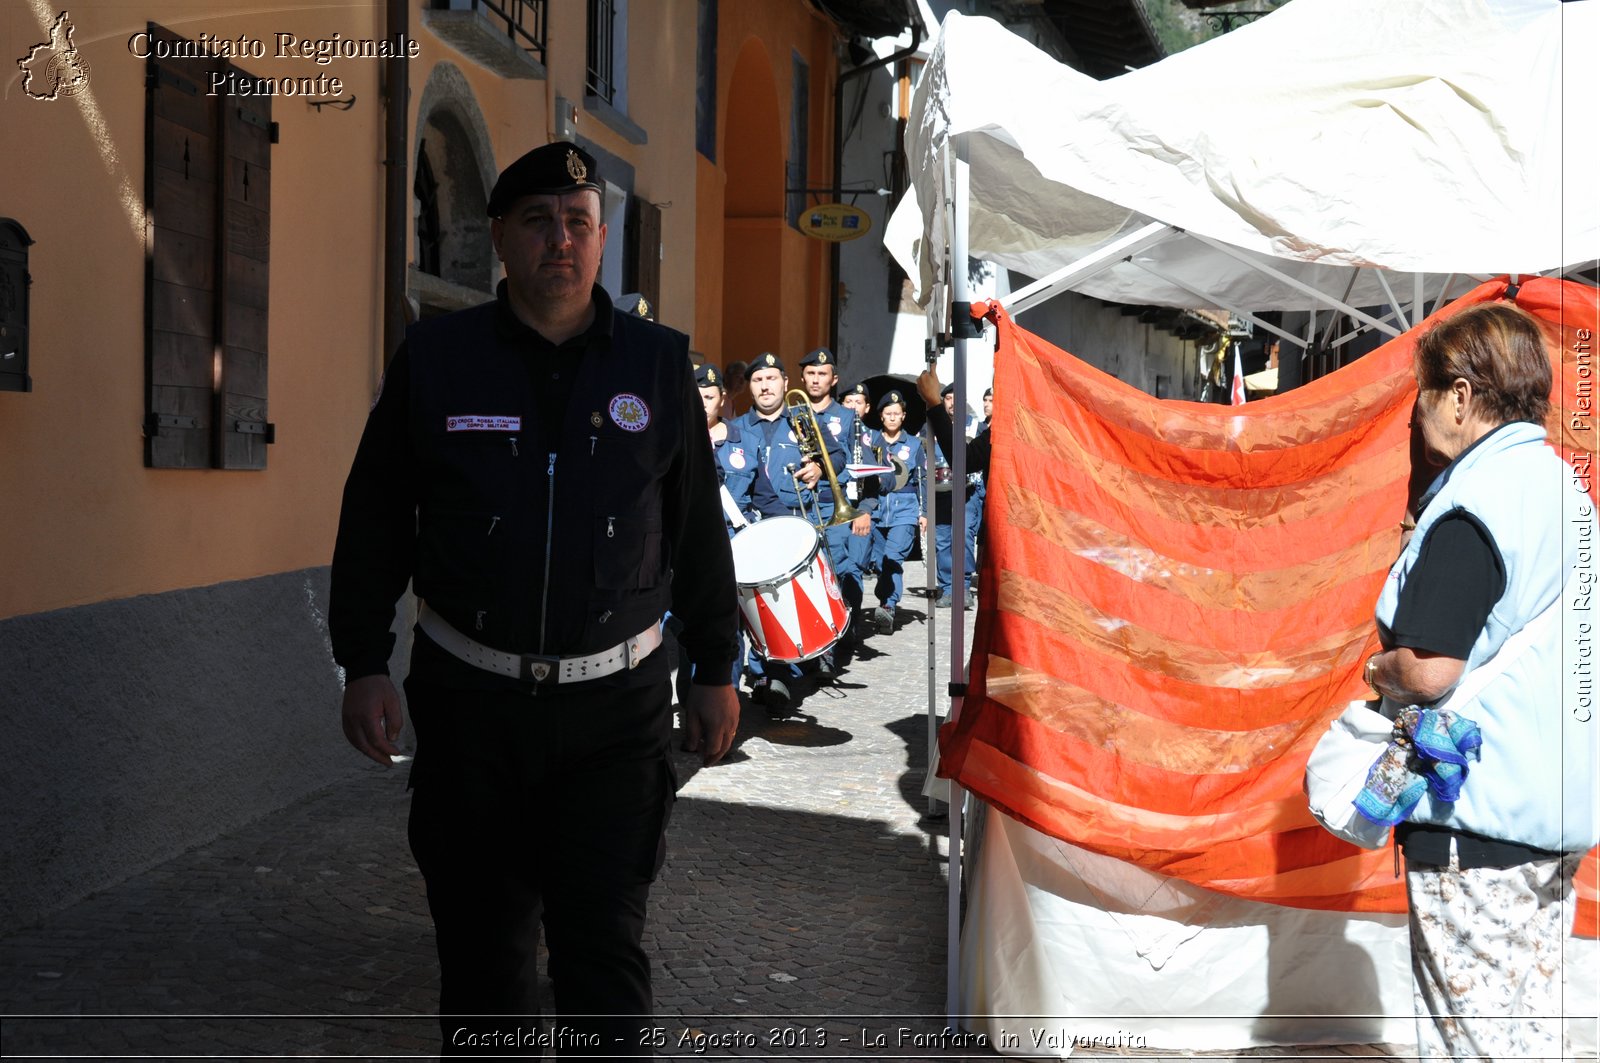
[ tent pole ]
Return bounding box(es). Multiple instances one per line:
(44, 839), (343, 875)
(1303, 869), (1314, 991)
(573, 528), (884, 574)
(945, 139), (973, 1029)
(1184, 231), (1403, 337)
(1128, 261), (1308, 348)
(1374, 269), (1409, 330)
(1000, 222), (1175, 316)
(1429, 274), (1457, 318)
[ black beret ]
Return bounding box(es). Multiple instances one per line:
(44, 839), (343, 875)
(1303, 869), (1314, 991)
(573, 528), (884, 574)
(616, 292), (653, 320)
(748, 352), (786, 375)
(983, 388), (993, 399)
(842, 382), (869, 399)
(487, 141), (602, 217)
(940, 382), (956, 398)
(694, 363), (723, 389)
(799, 347), (835, 368)
(877, 389), (907, 412)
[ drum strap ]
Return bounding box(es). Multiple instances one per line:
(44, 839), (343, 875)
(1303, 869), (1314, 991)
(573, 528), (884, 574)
(720, 484), (750, 529)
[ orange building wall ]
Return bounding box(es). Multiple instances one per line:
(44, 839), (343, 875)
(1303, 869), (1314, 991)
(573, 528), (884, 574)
(1, 0), (815, 621)
(0, 2), (388, 620)
(697, 0), (838, 370)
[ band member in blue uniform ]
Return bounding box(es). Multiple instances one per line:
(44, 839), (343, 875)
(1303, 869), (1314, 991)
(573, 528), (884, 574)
(867, 390), (925, 634)
(731, 353), (849, 712)
(797, 348), (869, 659)
(931, 382), (981, 609)
(965, 386), (992, 582)
(683, 360), (753, 699)
(839, 382), (883, 605)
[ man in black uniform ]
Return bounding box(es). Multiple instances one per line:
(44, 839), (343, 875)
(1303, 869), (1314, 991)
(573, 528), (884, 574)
(329, 141), (739, 1058)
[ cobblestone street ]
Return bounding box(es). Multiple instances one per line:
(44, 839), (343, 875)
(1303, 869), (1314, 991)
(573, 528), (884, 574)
(1, 562), (975, 1061)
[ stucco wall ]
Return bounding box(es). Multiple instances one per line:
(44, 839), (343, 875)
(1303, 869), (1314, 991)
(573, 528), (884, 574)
(0, 3), (388, 621)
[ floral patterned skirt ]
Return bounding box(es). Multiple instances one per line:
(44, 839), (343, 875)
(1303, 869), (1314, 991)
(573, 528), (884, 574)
(1406, 845), (1584, 1060)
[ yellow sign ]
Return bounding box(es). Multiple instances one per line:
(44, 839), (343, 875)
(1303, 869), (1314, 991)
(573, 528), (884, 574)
(802, 203), (873, 243)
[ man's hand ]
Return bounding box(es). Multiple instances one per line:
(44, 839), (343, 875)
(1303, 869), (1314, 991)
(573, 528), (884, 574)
(682, 683), (740, 766)
(917, 368), (943, 407)
(850, 513), (873, 537)
(342, 674), (404, 766)
(796, 460), (823, 489)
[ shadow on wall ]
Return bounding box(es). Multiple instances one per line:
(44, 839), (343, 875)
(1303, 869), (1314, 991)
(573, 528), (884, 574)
(0, 568), (410, 931)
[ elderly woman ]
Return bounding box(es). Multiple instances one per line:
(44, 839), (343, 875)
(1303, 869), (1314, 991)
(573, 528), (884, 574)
(1364, 302), (1597, 1059)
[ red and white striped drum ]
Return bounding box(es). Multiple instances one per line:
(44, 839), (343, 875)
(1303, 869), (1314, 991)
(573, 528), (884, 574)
(729, 515), (851, 663)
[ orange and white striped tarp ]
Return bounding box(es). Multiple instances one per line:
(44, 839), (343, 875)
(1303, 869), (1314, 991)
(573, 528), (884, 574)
(940, 277), (1599, 927)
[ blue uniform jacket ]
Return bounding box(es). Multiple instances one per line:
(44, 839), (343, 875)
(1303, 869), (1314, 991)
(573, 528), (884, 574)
(871, 431), (924, 527)
(733, 404), (853, 520)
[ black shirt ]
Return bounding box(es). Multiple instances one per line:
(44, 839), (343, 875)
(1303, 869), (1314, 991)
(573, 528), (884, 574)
(1386, 513), (1506, 659)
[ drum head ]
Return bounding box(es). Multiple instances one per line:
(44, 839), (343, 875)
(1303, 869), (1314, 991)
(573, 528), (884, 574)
(731, 515), (818, 585)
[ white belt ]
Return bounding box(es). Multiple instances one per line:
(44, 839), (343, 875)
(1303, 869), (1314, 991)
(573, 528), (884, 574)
(417, 602), (662, 684)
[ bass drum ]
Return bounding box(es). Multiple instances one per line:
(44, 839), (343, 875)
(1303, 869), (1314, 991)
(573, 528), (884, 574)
(729, 515), (850, 663)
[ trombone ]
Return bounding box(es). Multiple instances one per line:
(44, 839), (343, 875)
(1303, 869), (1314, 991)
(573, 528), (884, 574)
(783, 389), (859, 528)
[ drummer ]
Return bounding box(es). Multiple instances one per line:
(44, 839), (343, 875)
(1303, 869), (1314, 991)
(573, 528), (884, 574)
(868, 390), (925, 635)
(730, 352), (849, 713)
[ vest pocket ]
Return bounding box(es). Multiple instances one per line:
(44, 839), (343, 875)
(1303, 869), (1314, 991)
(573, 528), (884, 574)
(416, 508), (511, 627)
(593, 512), (665, 590)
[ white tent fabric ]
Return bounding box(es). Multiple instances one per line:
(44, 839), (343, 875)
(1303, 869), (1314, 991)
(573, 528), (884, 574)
(886, 0), (1597, 312)
(962, 805), (1600, 1056)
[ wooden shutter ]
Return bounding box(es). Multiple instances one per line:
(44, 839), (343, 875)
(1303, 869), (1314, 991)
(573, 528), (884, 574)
(144, 23), (273, 470)
(219, 88), (272, 468)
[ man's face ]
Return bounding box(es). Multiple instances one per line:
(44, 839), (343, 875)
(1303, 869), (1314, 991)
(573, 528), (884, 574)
(982, 393), (993, 420)
(842, 393), (868, 418)
(491, 190), (606, 316)
(749, 368), (787, 415)
(698, 385), (723, 426)
(801, 364), (836, 403)
(943, 392), (955, 415)
(881, 404), (905, 433)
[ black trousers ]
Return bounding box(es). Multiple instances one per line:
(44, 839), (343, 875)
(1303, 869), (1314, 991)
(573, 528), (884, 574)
(404, 673), (676, 1059)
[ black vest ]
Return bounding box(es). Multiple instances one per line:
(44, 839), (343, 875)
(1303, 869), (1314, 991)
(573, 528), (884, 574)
(405, 301), (690, 658)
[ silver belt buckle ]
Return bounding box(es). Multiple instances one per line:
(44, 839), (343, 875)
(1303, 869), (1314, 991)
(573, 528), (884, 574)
(521, 653), (561, 683)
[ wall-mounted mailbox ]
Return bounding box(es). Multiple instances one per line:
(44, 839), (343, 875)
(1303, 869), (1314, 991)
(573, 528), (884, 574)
(0, 218), (33, 393)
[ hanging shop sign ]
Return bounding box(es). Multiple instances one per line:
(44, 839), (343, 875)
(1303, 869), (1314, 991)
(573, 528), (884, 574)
(802, 203), (873, 243)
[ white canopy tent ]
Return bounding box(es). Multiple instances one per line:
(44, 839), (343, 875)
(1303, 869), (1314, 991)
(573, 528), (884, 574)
(887, 0), (1597, 341)
(885, 0), (1599, 1051)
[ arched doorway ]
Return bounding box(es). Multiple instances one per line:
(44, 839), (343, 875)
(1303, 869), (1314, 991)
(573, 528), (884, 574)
(411, 62), (496, 317)
(720, 40), (785, 369)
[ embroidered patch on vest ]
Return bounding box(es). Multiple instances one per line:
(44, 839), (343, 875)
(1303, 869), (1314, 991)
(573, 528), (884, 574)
(729, 447), (746, 470)
(608, 394), (650, 432)
(447, 415), (522, 432)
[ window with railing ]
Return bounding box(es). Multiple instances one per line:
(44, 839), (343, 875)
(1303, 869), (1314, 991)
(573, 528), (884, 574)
(429, 0), (546, 72)
(587, 0), (617, 105)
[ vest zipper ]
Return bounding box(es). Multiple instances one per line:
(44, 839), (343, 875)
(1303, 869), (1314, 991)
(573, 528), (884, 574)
(539, 452), (557, 653)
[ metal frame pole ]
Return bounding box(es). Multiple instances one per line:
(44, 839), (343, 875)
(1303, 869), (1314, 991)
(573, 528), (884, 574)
(944, 140), (974, 1027)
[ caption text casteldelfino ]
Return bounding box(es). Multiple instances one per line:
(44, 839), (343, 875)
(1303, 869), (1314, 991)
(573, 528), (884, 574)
(126, 30), (419, 97)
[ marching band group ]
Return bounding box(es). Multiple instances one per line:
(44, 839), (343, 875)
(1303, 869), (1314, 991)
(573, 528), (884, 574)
(691, 345), (990, 718)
